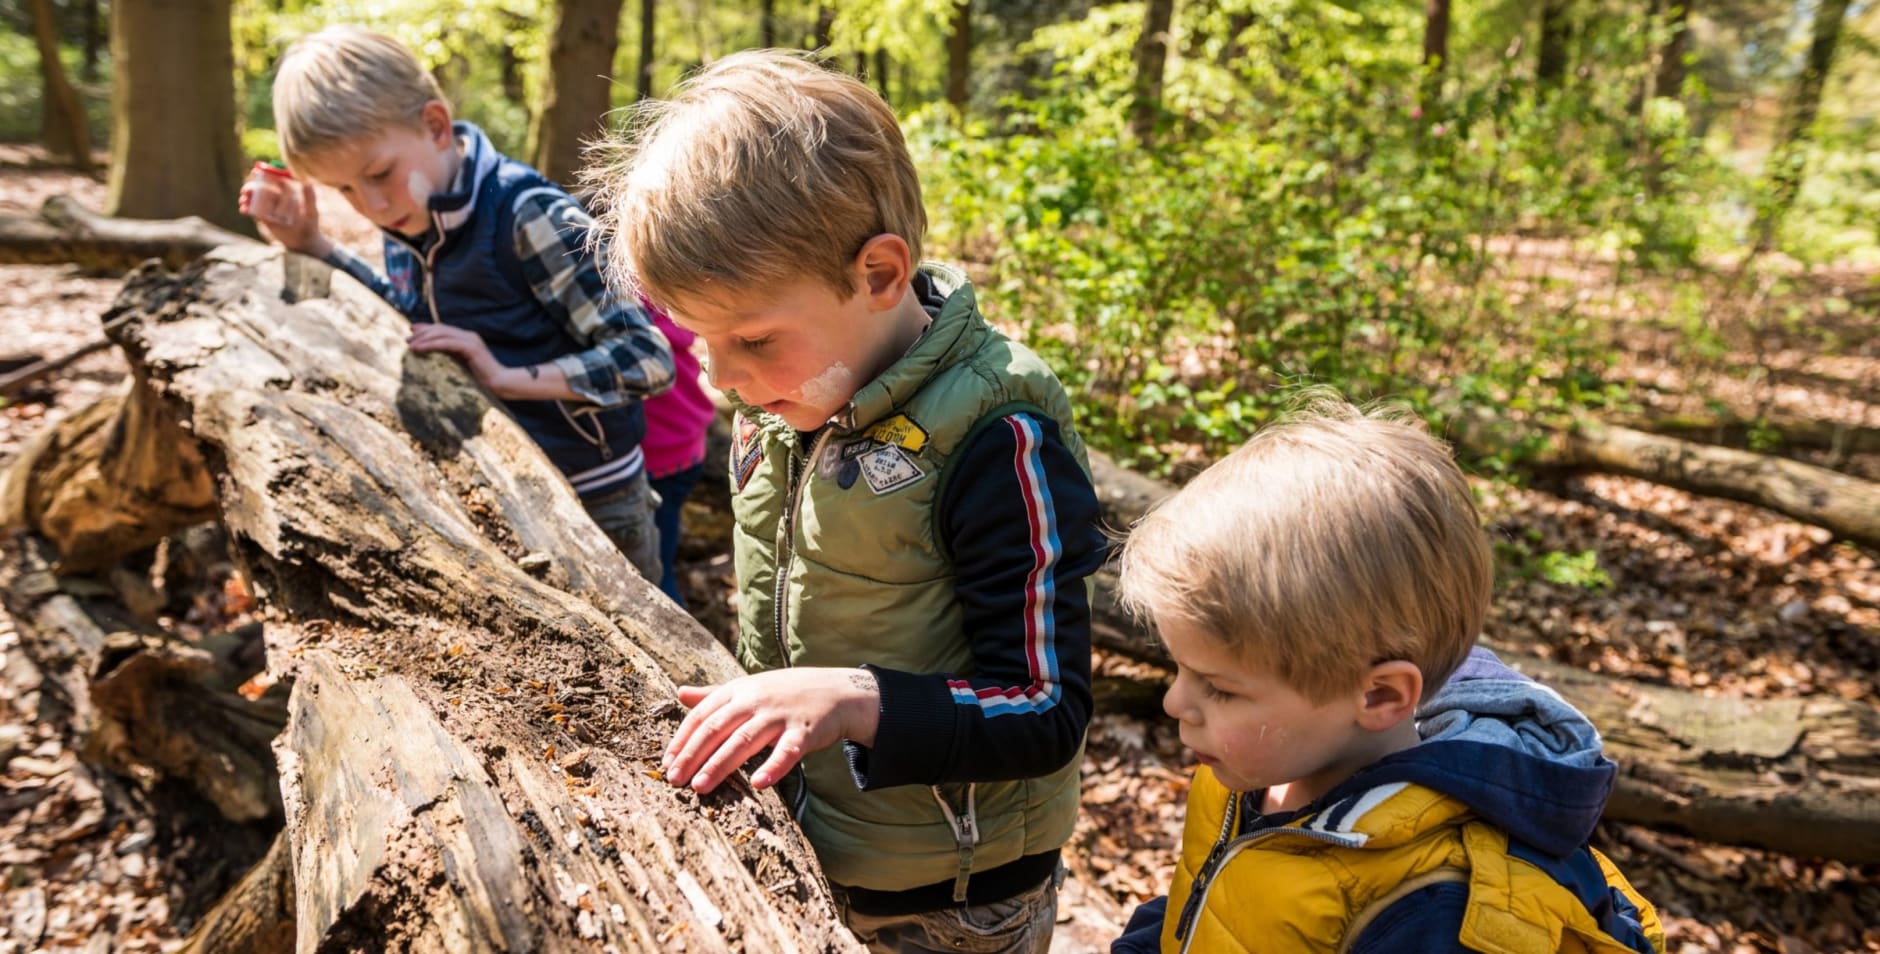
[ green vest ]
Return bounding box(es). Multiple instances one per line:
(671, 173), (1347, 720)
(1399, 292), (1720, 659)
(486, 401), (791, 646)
(728, 264), (1089, 891)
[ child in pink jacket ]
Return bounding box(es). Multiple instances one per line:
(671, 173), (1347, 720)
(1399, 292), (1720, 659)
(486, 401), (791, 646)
(642, 308), (716, 606)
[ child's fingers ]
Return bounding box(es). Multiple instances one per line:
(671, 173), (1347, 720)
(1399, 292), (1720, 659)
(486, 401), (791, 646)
(662, 686), (730, 776)
(687, 719), (782, 793)
(676, 685), (713, 707)
(748, 730), (808, 789)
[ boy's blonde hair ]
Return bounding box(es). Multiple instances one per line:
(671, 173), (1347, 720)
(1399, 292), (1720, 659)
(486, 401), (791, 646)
(587, 50), (926, 307)
(273, 27), (445, 167)
(1116, 394), (1492, 703)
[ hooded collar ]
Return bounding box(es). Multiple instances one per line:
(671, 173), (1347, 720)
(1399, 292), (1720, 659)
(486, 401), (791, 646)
(1261, 648), (1616, 859)
(833, 262), (983, 433)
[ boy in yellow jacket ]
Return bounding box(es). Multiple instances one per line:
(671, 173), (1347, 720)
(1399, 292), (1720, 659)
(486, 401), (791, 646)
(1109, 397), (1663, 954)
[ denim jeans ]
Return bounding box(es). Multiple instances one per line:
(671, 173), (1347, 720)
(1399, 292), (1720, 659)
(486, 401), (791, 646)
(649, 462), (704, 606)
(581, 471), (662, 585)
(832, 875), (1060, 954)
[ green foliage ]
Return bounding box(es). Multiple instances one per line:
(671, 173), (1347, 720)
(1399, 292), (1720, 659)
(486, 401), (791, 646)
(914, 0), (1710, 474)
(1495, 536), (1614, 591)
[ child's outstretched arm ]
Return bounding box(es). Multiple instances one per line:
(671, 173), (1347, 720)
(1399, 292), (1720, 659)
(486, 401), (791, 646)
(511, 191), (675, 404)
(851, 410), (1106, 788)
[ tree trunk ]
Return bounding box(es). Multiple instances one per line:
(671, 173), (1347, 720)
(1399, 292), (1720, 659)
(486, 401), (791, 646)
(946, 0), (971, 115)
(0, 195), (254, 271)
(1537, 0), (1572, 88)
(29, 0), (93, 173)
(0, 534), (286, 823)
(812, 6), (834, 51)
(1130, 0), (1176, 142)
(1654, 0), (1691, 102)
(81, 0), (103, 83)
(62, 245), (862, 951)
(873, 48), (890, 102)
(1420, 0), (1451, 114)
(760, 0), (777, 47)
(637, 0), (657, 100)
(1752, 0), (1852, 253)
(1619, 410), (1880, 459)
(531, 0), (627, 186)
(1071, 452), (1880, 864)
(1486, 420), (1880, 550)
(104, 0), (248, 233)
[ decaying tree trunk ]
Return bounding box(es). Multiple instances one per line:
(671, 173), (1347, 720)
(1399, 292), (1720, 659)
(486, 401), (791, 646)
(0, 195), (255, 271)
(1455, 416), (1880, 550)
(0, 536), (285, 823)
(19, 245), (860, 951)
(1076, 451), (1880, 864)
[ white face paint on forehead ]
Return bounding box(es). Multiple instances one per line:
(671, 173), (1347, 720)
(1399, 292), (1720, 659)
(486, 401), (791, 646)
(798, 361), (855, 410)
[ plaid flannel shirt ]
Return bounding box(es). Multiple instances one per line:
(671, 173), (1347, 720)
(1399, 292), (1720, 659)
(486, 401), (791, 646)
(323, 191), (673, 408)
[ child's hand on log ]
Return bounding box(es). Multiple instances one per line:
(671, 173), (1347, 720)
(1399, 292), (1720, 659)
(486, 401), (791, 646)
(662, 668), (882, 795)
(407, 325), (508, 390)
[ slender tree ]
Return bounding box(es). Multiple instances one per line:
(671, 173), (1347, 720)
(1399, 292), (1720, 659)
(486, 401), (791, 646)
(1752, 0), (1853, 252)
(946, 0), (970, 114)
(812, 6), (834, 51)
(530, 0), (626, 186)
(1654, 0), (1692, 102)
(873, 47), (890, 102)
(760, 0), (777, 48)
(106, 0), (247, 230)
(30, 0), (93, 172)
(81, 0), (103, 83)
(1537, 0), (1572, 87)
(1421, 0), (1451, 115)
(1131, 0), (1176, 142)
(637, 0), (656, 100)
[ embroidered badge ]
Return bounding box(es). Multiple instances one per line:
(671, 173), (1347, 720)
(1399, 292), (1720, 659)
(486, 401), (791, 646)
(859, 445), (925, 495)
(732, 415), (763, 493)
(864, 413), (930, 454)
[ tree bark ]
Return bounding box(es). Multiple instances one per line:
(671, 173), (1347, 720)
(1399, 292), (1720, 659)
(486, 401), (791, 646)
(0, 535), (285, 823)
(1073, 452), (1880, 863)
(81, 0), (103, 83)
(946, 0), (971, 115)
(1472, 419), (1880, 550)
(1537, 0), (1572, 88)
(760, 0), (777, 47)
(636, 0), (657, 101)
(1619, 410), (1880, 459)
(1654, 0), (1691, 102)
(0, 195), (254, 271)
(1752, 0), (1852, 253)
(874, 48), (890, 102)
(531, 0), (627, 187)
(105, 0), (249, 233)
(1420, 0), (1451, 115)
(29, 0), (93, 173)
(74, 245), (862, 951)
(1130, 0), (1176, 142)
(812, 6), (834, 51)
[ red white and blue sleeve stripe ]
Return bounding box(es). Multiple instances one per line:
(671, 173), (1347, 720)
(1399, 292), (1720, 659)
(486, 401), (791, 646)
(848, 411), (1104, 789)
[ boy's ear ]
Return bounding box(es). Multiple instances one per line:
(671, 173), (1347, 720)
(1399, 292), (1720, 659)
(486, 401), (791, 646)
(1355, 660), (1423, 731)
(852, 233), (912, 310)
(421, 100), (454, 148)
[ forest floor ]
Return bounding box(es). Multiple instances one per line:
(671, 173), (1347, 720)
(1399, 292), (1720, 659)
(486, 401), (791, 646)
(1, 155), (1876, 952)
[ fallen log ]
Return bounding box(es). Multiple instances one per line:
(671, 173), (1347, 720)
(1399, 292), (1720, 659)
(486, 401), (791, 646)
(0, 195), (254, 271)
(0, 536), (284, 823)
(59, 244), (859, 951)
(1619, 412), (1880, 459)
(1460, 417), (1880, 550)
(1076, 452), (1880, 864)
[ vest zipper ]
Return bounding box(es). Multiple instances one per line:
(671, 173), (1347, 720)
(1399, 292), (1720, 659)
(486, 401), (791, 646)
(772, 426), (835, 668)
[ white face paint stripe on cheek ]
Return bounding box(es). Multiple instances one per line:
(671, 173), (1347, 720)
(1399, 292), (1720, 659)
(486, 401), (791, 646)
(406, 167), (435, 212)
(797, 362), (854, 408)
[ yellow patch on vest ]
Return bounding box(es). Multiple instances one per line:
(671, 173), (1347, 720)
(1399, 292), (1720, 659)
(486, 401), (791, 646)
(864, 413), (930, 454)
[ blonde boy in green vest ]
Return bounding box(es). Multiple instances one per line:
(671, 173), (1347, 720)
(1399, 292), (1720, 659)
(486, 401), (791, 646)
(589, 51), (1107, 953)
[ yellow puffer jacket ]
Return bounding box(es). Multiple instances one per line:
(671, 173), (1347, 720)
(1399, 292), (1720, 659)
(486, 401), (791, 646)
(1162, 767), (1665, 954)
